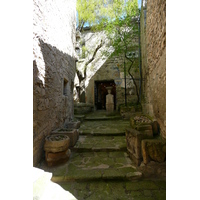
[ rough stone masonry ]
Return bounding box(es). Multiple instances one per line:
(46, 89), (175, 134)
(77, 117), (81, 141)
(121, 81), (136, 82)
(33, 0), (76, 166)
(140, 0), (166, 139)
(74, 28), (140, 108)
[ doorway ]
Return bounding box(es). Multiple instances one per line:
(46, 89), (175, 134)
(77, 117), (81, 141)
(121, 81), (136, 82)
(94, 80), (116, 110)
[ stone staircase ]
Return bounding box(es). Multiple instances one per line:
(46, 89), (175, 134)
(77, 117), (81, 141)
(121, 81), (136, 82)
(38, 111), (142, 183)
(36, 111), (166, 200)
(51, 111), (142, 182)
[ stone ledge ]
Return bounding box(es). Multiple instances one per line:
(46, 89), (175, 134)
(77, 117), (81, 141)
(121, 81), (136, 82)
(51, 167), (142, 182)
(141, 139), (166, 165)
(85, 116), (121, 121)
(73, 135), (127, 152)
(79, 130), (125, 136)
(138, 161), (166, 179)
(125, 128), (153, 166)
(52, 129), (79, 147)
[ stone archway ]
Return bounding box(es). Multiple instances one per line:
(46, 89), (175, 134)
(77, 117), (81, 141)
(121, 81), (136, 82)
(94, 80), (116, 110)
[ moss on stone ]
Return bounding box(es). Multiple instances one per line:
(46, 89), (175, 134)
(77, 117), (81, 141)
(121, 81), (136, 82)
(152, 190), (166, 199)
(126, 180), (159, 191)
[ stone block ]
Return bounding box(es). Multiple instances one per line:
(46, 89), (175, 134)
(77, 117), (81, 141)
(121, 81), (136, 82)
(141, 139), (166, 165)
(45, 149), (70, 161)
(135, 124), (152, 131)
(135, 125), (153, 137)
(45, 149), (71, 167)
(44, 134), (70, 153)
(52, 128), (79, 147)
(125, 128), (153, 166)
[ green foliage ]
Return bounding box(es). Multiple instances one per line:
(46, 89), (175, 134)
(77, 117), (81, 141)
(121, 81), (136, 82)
(77, 0), (141, 104)
(77, 0), (98, 29)
(77, 0), (139, 57)
(77, 0), (114, 30)
(77, 0), (139, 31)
(89, 0), (140, 62)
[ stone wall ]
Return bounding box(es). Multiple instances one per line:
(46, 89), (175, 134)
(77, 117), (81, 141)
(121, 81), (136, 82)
(33, 0), (76, 166)
(74, 29), (140, 109)
(86, 54), (140, 108)
(140, 0), (166, 138)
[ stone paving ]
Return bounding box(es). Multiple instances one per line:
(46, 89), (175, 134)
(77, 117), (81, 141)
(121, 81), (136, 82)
(79, 119), (130, 135)
(59, 180), (166, 200)
(37, 110), (166, 199)
(73, 136), (127, 151)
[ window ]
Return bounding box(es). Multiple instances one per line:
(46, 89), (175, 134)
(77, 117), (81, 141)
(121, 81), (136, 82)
(63, 79), (68, 96)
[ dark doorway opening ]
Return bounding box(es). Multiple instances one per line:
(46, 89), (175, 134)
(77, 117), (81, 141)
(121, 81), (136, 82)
(94, 80), (116, 110)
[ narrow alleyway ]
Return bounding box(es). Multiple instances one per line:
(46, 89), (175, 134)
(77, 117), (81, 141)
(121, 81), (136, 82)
(37, 111), (166, 200)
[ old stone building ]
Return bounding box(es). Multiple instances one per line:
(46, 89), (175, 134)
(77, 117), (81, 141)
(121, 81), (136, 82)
(33, 0), (76, 166)
(74, 28), (140, 110)
(140, 0), (166, 138)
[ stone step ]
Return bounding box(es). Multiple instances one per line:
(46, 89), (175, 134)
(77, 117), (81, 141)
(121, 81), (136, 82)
(79, 119), (131, 136)
(79, 130), (125, 136)
(37, 112), (143, 186)
(72, 135), (127, 152)
(85, 115), (121, 121)
(51, 151), (142, 182)
(74, 115), (85, 122)
(59, 179), (166, 200)
(84, 110), (121, 121)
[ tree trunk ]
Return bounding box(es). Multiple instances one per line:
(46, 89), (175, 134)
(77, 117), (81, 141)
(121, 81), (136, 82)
(125, 54), (140, 104)
(76, 40), (103, 103)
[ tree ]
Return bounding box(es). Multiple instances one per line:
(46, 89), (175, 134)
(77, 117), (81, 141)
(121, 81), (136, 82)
(76, 0), (102, 32)
(76, 39), (103, 102)
(77, 0), (137, 32)
(96, 0), (140, 104)
(76, 0), (140, 104)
